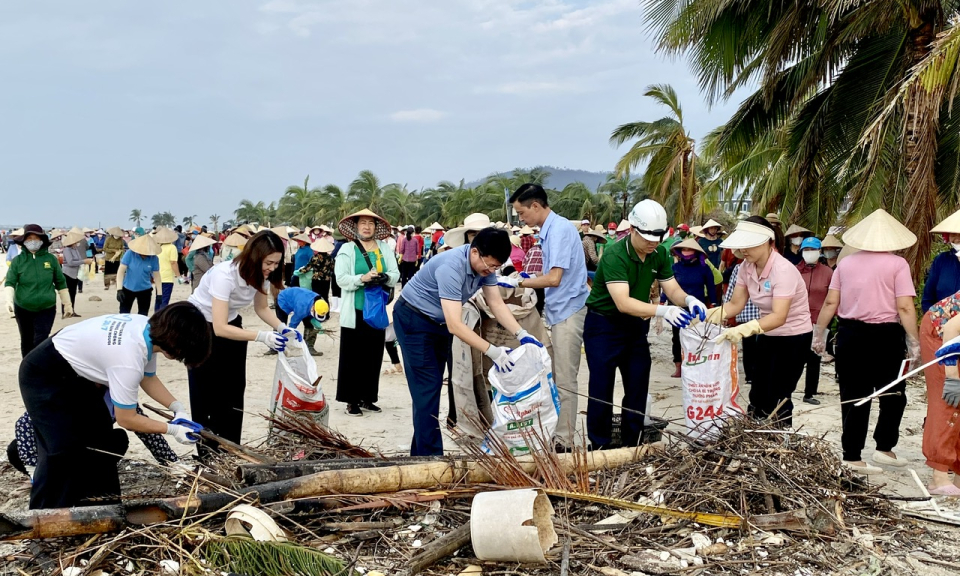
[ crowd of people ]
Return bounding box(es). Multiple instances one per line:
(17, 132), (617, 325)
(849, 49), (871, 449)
(4, 183), (960, 509)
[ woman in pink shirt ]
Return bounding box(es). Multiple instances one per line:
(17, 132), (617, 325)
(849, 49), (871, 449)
(397, 226), (421, 287)
(705, 216), (812, 428)
(814, 209), (920, 474)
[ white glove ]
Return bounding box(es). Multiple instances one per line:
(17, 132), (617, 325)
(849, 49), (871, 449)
(166, 423), (199, 445)
(276, 323), (302, 342)
(812, 326), (828, 355)
(906, 335), (921, 365)
(684, 295), (707, 322)
(58, 288), (73, 318)
(655, 305), (694, 328)
(4, 286), (14, 316)
(485, 344), (515, 372)
(496, 275), (520, 289)
(168, 400), (189, 422)
(256, 330), (289, 352)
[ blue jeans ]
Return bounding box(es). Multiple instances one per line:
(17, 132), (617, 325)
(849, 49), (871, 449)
(393, 298), (453, 456)
(584, 309), (651, 448)
(155, 283), (174, 313)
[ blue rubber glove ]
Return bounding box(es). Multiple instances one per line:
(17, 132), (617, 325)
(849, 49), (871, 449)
(684, 295), (707, 322)
(277, 323), (302, 343)
(516, 329), (543, 348)
(936, 335), (960, 366)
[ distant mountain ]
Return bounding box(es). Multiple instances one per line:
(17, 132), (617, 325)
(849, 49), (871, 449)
(467, 166), (612, 191)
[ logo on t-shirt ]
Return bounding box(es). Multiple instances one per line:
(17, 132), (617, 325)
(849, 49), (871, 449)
(43, 262), (51, 269)
(100, 314), (133, 345)
(763, 280), (772, 294)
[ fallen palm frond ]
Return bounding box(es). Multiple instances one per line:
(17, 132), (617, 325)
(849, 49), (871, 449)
(202, 537), (351, 576)
(264, 411), (377, 458)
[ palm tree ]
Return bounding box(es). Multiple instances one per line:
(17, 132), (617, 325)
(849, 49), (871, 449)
(129, 209), (142, 228)
(551, 182), (619, 225)
(610, 84), (700, 224)
(644, 0), (958, 277)
(209, 214), (220, 232)
(151, 212), (176, 227)
(278, 176), (322, 227)
(182, 215), (197, 228)
(599, 172), (645, 220)
(234, 200), (275, 225)
(347, 170), (392, 215)
(316, 184), (349, 226)
(380, 184), (420, 226)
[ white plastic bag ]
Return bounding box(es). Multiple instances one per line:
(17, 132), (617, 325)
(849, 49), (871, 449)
(679, 324), (744, 438)
(270, 339), (329, 428)
(482, 344), (560, 455)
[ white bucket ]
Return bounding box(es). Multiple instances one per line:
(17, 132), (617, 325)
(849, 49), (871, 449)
(470, 489), (558, 564)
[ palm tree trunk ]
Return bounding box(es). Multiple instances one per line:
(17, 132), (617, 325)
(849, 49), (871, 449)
(902, 16), (942, 282)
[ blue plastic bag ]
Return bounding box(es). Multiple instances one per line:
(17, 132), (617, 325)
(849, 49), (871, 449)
(362, 286), (390, 330)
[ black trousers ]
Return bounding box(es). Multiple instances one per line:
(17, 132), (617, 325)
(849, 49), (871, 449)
(64, 275), (79, 310)
(749, 331), (813, 428)
(835, 319), (906, 461)
(803, 348), (821, 398)
(14, 304), (56, 358)
(671, 327), (682, 363)
(188, 316), (247, 456)
(385, 340), (401, 365)
(741, 334), (759, 385)
(119, 287), (152, 316)
(336, 308), (385, 405)
(312, 278), (331, 302)
(399, 260), (418, 287)
(177, 252), (188, 276)
(284, 262), (294, 287)
(331, 275), (342, 298)
(585, 310), (651, 448)
(20, 339), (128, 509)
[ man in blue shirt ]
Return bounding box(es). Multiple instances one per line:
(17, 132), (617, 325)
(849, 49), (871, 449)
(394, 228), (542, 456)
(502, 183), (589, 450)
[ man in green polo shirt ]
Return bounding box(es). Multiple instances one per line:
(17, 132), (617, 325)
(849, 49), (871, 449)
(585, 200), (707, 449)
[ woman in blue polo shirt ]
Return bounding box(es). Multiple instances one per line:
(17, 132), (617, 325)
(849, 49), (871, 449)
(115, 235), (162, 315)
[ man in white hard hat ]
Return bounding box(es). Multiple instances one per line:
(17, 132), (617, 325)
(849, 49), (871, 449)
(584, 199), (707, 448)
(502, 183), (588, 451)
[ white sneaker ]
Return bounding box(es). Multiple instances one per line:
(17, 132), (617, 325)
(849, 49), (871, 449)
(842, 460), (882, 474)
(872, 451), (908, 467)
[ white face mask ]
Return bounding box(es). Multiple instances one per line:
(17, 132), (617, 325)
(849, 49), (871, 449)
(802, 251), (820, 265)
(791, 237), (803, 246)
(823, 250), (838, 259)
(24, 240), (42, 252)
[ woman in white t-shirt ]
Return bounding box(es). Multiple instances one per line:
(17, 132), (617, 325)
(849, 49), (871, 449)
(18, 303), (211, 509)
(187, 230), (295, 457)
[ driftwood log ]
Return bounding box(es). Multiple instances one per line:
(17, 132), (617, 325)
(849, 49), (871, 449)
(1, 447), (650, 540)
(237, 456), (450, 485)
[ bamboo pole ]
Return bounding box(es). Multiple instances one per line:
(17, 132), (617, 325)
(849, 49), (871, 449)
(1, 447), (651, 541)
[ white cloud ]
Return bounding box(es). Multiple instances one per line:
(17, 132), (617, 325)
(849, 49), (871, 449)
(390, 108), (448, 123)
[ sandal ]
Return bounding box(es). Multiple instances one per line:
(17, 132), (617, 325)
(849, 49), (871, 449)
(928, 484), (960, 496)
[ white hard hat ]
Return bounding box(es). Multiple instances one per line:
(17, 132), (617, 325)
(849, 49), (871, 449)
(628, 200), (668, 242)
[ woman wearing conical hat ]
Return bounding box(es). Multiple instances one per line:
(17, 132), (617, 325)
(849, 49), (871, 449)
(813, 209), (920, 474)
(103, 227), (126, 290)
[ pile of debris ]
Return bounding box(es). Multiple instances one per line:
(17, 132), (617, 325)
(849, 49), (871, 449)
(1, 413), (958, 576)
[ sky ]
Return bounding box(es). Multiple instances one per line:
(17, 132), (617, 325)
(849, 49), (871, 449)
(0, 0), (745, 228)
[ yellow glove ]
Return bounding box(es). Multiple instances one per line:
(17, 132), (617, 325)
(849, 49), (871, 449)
(713, 320), (763, 343)
(704, 306), (726, 324)
(4, 286), (14, 316)
(58, 288), (74, 318)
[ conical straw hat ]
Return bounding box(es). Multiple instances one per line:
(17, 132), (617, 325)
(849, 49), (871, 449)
(293, 233), (313, 244)
(701, 219), (725, 233)
(784, 224), (812, 237)
(106, 226), (124, 237)
(223, 233), (247, 248)
(62, 229), (86, 247)
(310, 238), (335, 253)
(841, 209), (917, 252)
(189, 235), (216, 252)
(931, 209), (960, 234)
(820, 234), (844, 249)
(152, 227), (178, 244)
(337, 208), (392, 241)
(616, 219), (631, 232)
(671, 237), (705, 255)
(429, 221), (444, 231)
(128, 234), (161, 256)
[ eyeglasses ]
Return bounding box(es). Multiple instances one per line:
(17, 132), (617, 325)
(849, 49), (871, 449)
(475, 252), (502, 273)
(633, 226), (668, 241)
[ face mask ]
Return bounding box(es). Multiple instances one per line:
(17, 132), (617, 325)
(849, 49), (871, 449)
(24, 240), (42, 252)
(680, 253), (698, 262)
(791, 237), (803, 246)
(802, 251), (820, 265)
(823, 250), (838, 259)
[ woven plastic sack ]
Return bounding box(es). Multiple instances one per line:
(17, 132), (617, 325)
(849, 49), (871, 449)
(482, 344), (560, 455)
(270, 339), (329, 428)
(680, 323), (743, 438)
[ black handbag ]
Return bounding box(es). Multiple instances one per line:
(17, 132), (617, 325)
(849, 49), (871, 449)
(354, 240), (395, 304)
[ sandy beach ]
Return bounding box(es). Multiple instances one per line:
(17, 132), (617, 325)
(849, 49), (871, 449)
(0, 263), (941, 503)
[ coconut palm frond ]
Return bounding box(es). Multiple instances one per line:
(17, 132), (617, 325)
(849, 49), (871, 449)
(202, 538), (351, 576)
